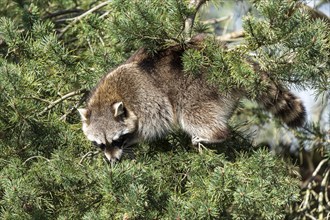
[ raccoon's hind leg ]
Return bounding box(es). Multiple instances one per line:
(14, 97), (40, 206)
(179, 103), (231, 146)
(190, 127), (230, 146)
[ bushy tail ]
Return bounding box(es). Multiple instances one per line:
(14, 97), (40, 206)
(257, 77), (306, 127)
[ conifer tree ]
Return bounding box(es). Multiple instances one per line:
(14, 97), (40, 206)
(0, 0), (329, 219)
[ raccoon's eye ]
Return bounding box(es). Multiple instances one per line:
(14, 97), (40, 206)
(112, 136), (124, 147)
(91, 141), (106, 150)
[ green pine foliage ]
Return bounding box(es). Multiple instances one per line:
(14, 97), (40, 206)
(182, 38), (262, 98)
(0, 146), (300, 219)
(108, 0), (192, 52)
(0, 0), (329, 219)
(243, 0), (330, 93)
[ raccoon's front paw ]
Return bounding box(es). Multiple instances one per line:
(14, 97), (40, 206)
(191, 136), (208, 153)
(191, 136), (202, 145)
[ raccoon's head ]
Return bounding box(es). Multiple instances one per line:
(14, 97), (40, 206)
(78, 102), (138, 162)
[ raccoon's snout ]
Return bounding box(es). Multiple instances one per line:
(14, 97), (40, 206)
(104, 145), (123, 162)
(91, 141), (123, 162)
(90, 133), (136, 163)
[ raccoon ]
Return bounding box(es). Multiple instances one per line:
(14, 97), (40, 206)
(78, 37), (306, 162)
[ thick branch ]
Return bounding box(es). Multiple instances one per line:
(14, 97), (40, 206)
(184, 0), (209, 37)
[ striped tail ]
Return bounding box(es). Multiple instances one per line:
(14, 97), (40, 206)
(257, 79), (306, 127)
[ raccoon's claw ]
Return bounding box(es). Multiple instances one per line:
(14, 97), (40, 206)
(191, 136), (202, 145)
(191, 135), (226, 145)
(191, 136), (215, 145)
(190, 136), (207, 153)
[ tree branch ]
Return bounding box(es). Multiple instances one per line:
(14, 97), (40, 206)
(298, 3), (330, 25)
(60, 90), (89, 121)
(318, 167), (330, 219)
(79, 150), (100, 166)
(22, 96), (51, 104)
(43, 8), (84, 19)
(216, 30), (245, 42)
(23, 155), (50, 165)
(38, 89), (87, 116)
(184, 0), (209, 38)
(202, 15), (233, 25)
(58, 1), (111, 38)
(299, 159), (329, 212)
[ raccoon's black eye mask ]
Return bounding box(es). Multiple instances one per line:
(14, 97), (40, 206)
(91, 141), (106, 150)
(91, 133), (134, 151)
(112, 133), (135, 147)
(111, 136), (125, 148)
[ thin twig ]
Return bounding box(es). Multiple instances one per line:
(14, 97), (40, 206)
(300, 179), (313, 211)
(321, 168), (330, 211)
(100, 11), (110, 19)
(202, 15), (233, 25)
(318, 169), (327, 219)
(216, 30), (245, 42)
(79, 150), (100, 166)
(22, 96), (51, 104)
(325, 169), (330, 207)
(54, 17), (76, 24)
(299, 159), (329, 212)
(305, 213), (317, 220)
(312, 159), (329, 181)
(23, 156), (50, 165)
(38, 89), (87, 116)
(43, 9), (84, 19)
(59, 1), (111, 38)
(60, 90), (89, 121)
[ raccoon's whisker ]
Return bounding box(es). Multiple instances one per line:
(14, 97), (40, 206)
(122, 146), (135, 157)
(110, 160), (116, 167)
(124, 151), (136, 160)
(122, 144), (134, 150)
(122, 145), (132, 149)
(123, 148), (134, 153)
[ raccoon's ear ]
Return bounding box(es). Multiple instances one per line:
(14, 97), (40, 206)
(78, 108), (90, 121)
(113, 102), (125, 118)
